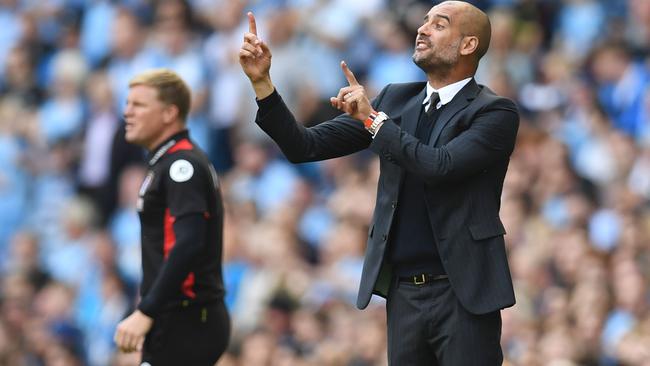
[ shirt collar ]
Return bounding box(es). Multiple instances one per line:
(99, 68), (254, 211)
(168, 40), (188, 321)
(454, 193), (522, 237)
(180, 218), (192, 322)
(422, 77), (473, 109)
(146, 129), (190, 166)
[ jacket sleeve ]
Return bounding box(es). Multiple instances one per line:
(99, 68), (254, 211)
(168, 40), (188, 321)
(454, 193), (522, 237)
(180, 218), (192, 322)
(255, 87), (390, 163)
(369, 97), (519, 184)
(138, 213), (205, 317)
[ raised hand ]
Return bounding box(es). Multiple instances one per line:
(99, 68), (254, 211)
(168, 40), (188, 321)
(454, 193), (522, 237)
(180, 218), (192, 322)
(239, 12), (274, 98)
(330, 61), (374, 122)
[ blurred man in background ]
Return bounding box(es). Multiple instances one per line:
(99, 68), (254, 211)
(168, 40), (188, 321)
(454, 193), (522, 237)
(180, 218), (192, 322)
(113, 69), (229, 366)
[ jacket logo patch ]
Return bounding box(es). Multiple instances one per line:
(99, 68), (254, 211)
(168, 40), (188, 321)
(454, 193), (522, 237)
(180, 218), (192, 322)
(169, 159), (194, 182)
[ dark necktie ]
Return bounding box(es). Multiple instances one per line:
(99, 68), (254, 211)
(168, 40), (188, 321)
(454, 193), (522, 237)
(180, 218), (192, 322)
(426, 92), (440, 117)
(416, 92), (442, 142)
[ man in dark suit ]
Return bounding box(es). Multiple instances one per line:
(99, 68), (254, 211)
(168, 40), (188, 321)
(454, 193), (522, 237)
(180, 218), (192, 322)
(239, 1), (518, 364)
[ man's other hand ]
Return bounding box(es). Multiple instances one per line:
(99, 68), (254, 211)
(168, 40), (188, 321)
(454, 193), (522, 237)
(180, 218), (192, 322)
(114, 310), (153, 353)
(330, 61), (374, 122)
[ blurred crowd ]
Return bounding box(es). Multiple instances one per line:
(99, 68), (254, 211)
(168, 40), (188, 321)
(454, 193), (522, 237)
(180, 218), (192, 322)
(0, 0), (648, 365)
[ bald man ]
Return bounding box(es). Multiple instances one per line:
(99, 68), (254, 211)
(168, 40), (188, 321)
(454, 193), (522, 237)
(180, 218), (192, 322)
(240, 1), (518, 364)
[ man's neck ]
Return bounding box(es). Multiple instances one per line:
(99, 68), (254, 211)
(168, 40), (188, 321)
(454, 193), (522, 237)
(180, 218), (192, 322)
(426, 62), (476, 89)
(427, 72), (474, 89)
(146, 124), (185, 151)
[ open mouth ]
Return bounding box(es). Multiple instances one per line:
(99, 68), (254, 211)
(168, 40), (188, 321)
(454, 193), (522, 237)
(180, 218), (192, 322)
(415, 39), (429, 50)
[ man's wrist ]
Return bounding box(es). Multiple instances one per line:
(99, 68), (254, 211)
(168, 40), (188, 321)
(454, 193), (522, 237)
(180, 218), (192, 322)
(363, 111), (378, 129)
(252, 77), (274, 100)
(137, 299), (157, 318)
(365, 111), (389, 136)
(134, 309), (151, 319)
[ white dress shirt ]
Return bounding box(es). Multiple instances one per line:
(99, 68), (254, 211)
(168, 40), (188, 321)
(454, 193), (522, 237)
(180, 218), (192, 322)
(423, 77), (472, 112)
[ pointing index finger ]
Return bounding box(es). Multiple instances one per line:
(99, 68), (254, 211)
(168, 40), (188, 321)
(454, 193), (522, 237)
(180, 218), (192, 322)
(341, 61), (359, 86)
(247, 12), (257, 36)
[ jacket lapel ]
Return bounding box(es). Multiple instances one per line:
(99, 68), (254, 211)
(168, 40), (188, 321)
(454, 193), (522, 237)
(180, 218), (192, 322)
(400, 86), (428, 136)
(430, 79), (481, 146)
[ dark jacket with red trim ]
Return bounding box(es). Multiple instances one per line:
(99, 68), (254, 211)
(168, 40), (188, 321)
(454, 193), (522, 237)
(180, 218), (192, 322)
(136, 130), (225, 317)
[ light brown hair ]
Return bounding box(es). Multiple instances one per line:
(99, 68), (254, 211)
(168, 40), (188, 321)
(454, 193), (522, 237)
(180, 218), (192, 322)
(129, 68), (191, 122)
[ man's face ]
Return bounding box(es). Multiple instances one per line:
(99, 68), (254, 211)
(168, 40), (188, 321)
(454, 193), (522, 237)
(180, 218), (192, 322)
(124, 85), (167, 150)
(413, 3), (464, 72)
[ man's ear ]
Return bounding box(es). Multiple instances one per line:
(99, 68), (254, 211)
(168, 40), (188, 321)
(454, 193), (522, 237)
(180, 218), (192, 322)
(460, 35), (479, 56)
(162, 104), (180, 124)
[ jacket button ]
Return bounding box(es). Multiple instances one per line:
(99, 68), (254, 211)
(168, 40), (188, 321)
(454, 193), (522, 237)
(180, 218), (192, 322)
(382, 234), (387, 241)
(391, 201), (397, 209)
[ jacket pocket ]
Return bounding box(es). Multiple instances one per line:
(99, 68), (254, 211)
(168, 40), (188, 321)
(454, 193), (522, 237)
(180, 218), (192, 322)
(468, 218), (506, 241)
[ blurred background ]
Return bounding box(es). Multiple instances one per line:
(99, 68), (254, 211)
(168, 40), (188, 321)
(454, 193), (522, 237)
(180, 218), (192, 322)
(0, 0), (648, 365)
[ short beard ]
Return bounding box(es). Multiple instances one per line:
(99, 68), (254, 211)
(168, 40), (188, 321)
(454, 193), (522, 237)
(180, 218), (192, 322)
(412, 38), (461, 79)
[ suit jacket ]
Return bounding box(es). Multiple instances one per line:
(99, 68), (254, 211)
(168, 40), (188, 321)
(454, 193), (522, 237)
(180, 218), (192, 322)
(256, 79), (519, 315)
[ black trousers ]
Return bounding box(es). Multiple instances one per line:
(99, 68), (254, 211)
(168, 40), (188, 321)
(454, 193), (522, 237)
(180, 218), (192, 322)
(386, 277), (502, 365)
(141, 301), (230, 366)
